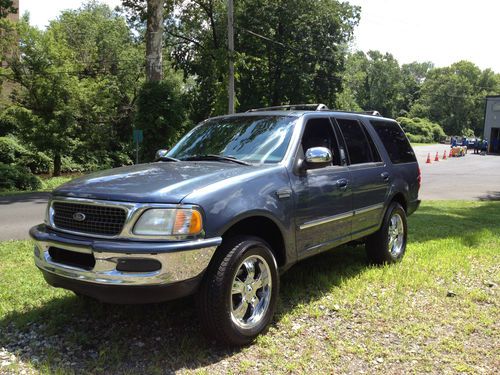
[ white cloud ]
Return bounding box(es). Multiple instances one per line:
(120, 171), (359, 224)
(20, 0), (122, 29)
(349, 0), (500, 72)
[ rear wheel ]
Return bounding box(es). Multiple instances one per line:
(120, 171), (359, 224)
(366, 202), (407, 264)
(196, 235), (279, 346)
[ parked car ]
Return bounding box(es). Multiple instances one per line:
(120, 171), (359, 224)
(30, 104), (421, 345)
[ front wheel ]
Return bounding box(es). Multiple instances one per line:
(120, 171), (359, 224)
(196, 235), (279, 346)
(365, 202), (407, 264)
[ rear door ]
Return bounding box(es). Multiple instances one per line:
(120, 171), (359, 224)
(332, 116), (389, 238)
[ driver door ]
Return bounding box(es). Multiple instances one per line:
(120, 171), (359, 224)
(290, 117), (352, 260)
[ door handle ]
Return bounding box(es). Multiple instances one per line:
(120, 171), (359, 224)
(336, 178), (348, 189)
(380, 172), (390, 181)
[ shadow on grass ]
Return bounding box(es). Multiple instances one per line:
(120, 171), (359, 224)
(407, 201), (500, 247)
(0, 245), (368, 374)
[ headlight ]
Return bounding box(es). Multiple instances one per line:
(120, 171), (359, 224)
(133, 208), (203, 236)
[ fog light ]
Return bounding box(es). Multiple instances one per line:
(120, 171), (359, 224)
(116, 258), (161, 273)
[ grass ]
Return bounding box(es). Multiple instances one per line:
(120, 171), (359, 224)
(0, 175), (77, 196)
(0, 201), (499, 374)
(410, 142), (441, 147)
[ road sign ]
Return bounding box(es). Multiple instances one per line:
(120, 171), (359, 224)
(133, 129), (143, 143)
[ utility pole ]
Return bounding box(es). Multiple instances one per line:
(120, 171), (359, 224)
(227, 0), (235, 114)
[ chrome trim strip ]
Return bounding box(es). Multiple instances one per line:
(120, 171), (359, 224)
(354, 203), (384, 215)
(299, 203), (384, 230)
(299, 211), (354, 230)
(48, 196), (204, 241)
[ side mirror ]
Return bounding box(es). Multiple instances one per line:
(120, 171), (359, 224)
(305, 147), (333, 168)
(155, 149), (169, 161)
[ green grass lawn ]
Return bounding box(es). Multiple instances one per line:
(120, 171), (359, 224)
(0, 201), (499, 374)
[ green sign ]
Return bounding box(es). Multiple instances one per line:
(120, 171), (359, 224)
(133, 129), (143, 143)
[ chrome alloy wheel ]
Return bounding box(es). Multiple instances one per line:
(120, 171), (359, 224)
(388, 213), (404, 257)
(230, 255), (272, 329)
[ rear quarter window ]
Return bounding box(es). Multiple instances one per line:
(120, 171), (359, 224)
(370, 120), (416, 164)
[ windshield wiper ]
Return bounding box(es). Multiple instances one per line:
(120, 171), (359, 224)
(182, 154), (251, 166)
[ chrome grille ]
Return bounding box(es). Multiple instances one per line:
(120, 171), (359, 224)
(52, 201), (127, 236)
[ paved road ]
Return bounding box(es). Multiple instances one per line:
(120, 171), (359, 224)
(1, 145), (499, 241)
(0, 193), (49, 242)
(414, 144), (500, 201)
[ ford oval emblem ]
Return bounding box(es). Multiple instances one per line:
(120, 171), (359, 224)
(72, 212), (86, 222)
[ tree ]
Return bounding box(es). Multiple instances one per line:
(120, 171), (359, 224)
(341, 50), (403, 118)
(166, 0), (360, 120)
(0, 0), (17, 19)
(122, 0), (167, 81)
(4, 3), (144, 174)
(412, 61), (500, 135)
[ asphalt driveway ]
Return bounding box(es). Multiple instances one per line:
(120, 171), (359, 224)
(0, 145), (499, 241)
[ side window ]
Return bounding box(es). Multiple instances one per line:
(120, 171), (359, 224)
(335, 119), (373, 164)
(301, 118), (340, 166)
(370, 120), (416, 164)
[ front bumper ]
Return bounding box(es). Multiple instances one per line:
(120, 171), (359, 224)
(30, 224), (222, 303)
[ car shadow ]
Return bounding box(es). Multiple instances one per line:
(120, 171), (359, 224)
(0, 245), (368, 374)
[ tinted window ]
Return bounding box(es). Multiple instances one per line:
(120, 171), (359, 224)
(301, 118), (340, 166)
(336, 119), (373, 164)
(168, 116), (296, 164)
(370, 120), (416, 164)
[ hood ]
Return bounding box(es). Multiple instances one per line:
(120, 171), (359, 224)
(54, 161), (271, 203)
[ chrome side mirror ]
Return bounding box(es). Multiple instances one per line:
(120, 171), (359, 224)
(154, 149), (169, 161)
(305, 147), (332, 168)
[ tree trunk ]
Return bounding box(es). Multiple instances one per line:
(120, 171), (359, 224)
(53, 153), (61, 177)
(146, 0), (163, 82)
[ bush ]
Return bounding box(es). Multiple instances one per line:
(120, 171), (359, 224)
(0, 163), (42, 191)
(0, 136), (52, 173)
(0, 136), (26, 164)
(396, 117), (446, 143)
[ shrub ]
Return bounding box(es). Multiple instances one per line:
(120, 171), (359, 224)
(0, 136), (27, 164)
(396, 117), (446, 143)
(0, 163), (42, 191)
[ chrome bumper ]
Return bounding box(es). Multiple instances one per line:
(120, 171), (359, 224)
(30, 225), (221, 286)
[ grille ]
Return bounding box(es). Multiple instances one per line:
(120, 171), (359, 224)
(52, 201), (127, 236)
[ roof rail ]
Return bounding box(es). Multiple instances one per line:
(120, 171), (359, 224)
(360, 110), (382, 116)
(246, 104), (329, 112)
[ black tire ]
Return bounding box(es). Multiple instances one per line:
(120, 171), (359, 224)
(365, 202), (407, 264)
(196, 235), (279, 346)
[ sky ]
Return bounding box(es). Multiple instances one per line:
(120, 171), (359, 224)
(19, 0), (500, 73)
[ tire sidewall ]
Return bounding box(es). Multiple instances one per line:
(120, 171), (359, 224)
(222, 239), (279, 340)
(383, 203), (408, 262)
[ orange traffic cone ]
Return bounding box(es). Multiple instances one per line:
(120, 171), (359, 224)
(442, 150), (447, 160)
(426, 153), (431, 163)
(434, 152), (439, 162)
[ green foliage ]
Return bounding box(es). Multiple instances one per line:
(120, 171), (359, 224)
(411, 61), (500, 136)
(0, 163), (41, 191)
(166, 0), (360, 119)
(0, 136), (51, 173)
(3, 2), (144, 175)
(397, 116), (446, 143)
(133, 76), (188, 162)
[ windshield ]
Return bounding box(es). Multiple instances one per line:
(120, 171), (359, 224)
(167, 115), (297, 164)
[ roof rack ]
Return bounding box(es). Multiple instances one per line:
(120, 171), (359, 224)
(360, 110), (382, 116)
(246, 104), (329, 112)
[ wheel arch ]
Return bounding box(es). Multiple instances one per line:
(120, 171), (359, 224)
(219, 214), (287, 268)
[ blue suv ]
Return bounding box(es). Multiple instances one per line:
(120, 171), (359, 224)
(30, 104), (420, 345)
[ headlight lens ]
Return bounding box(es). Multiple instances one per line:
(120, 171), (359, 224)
(133, 208), (203, 236)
